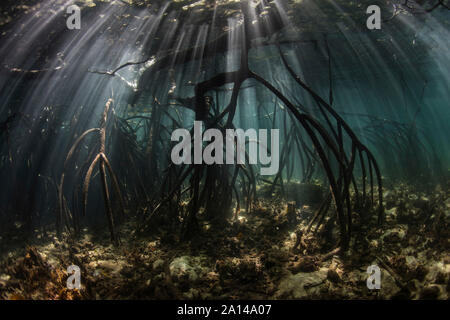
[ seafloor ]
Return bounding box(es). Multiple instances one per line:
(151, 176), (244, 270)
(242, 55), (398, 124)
(0, 181), (448, 300)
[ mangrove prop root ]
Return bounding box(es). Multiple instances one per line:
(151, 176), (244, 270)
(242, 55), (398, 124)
(181, 33), (381, 249)
(60, 98), (124, 244)
(124, 2), (383, 249)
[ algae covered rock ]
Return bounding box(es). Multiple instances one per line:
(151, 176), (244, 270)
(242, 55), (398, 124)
(216, 256), (264, 283)
(275, 268), (328, 299)
(288, 256), (319, 273)
(152, 259), (165, 273)
(381, 225), (408, 244)
(169, 255), (211, 284)
(419, 285), (441, 299)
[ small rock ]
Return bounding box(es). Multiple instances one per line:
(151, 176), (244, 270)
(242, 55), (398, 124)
(275, 269), (328, 299)
(169, 255), (211, 284)
(426, 262), (450, 283)
(443, 256), (450, 265)
(0, 274), (10, 281)
(327, 268), (341, 283)
(183, 288), (199, 299)
(420, 285), (440, 299)
(289, 256), (318, 273)
(152, 259), (165, 272)
(381, 225), (408, 243)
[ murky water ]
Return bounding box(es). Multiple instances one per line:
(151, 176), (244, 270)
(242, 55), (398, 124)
(0, 0), (449, 300)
